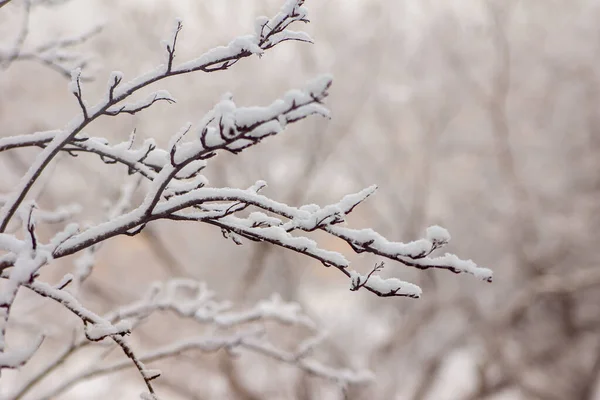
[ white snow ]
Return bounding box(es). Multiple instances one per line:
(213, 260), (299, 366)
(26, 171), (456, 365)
(425, 225), (451, 245)
(85, 320), (132, 341)
(0, 234), (23, 253)
(349, 270), (423, 298)
(263, 30), (313, 48)
(418, 253), (493, 282)
(336, 185), (378, 214)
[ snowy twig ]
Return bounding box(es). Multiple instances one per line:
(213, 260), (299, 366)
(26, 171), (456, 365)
(350, 261), (385, 291)
(0, 204), (52, 359)
(164, 19), (182, 73)
(7, 278), (365, 399)
(69, 68), (88, 119)
(0, 0), (313, 233)
(15, 279), (156, 396)
(326, 224), (493, 281)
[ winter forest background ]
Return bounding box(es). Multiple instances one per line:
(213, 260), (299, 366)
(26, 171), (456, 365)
(1, 0), (600, 399)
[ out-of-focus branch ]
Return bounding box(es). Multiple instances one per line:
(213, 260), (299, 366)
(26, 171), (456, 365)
(498, 267), (600, 327)
(16, 279), (157, 397)
(13, 332), (90, 400)
(0, 0), (100, 79)
(9, 278), (371, 399)
(0, 0), (31, 67)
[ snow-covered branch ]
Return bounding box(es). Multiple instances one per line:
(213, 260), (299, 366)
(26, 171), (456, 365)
(0, 0), (492, 397)
(0, 0), (313, 233)
(8, 277), (368, 400)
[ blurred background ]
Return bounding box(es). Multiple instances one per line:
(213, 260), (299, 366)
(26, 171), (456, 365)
(1, 0), (600, 399)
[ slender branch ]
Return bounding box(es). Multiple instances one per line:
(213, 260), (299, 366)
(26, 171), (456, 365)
(0, 0), (312, 232)
(20, 280), (157, 396)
